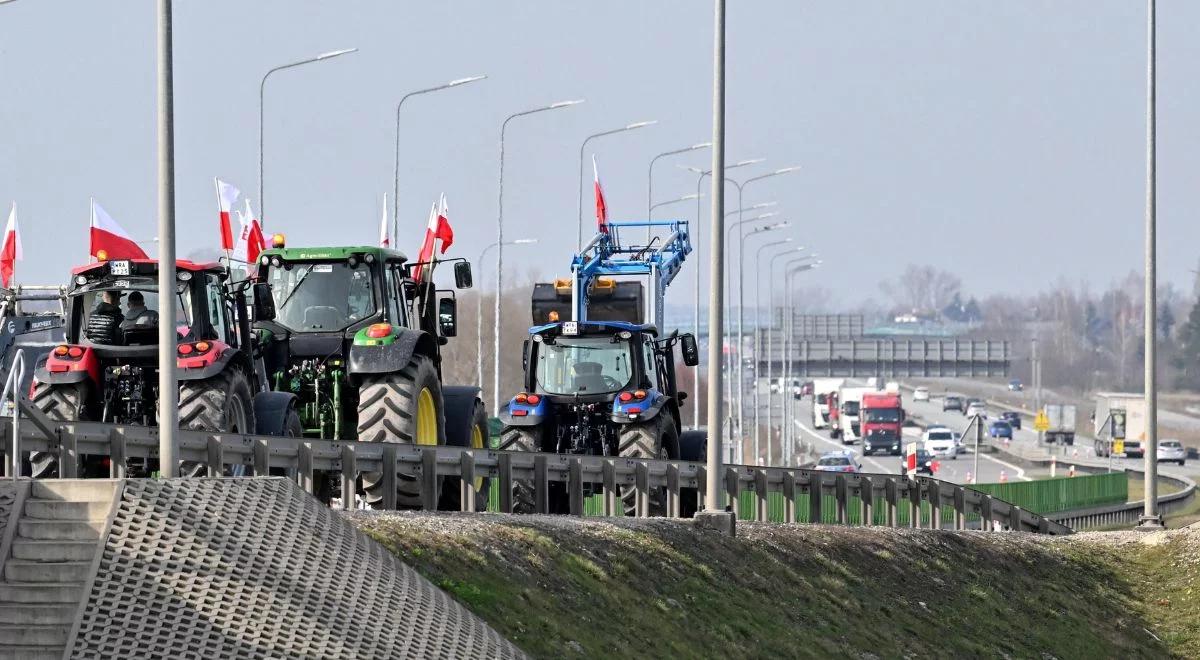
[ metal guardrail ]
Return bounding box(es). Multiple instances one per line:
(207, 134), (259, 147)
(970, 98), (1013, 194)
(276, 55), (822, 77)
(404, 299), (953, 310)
(0, 350), (24, 481)
(0, 413), (1072, 535)
(1048, 474), (1196, 530)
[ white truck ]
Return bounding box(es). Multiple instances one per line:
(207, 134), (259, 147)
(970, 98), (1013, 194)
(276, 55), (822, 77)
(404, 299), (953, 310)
(811, 377), (845, 429)
(1044, 404), (1076, 445)
(832, 386), (875, 444)
(1093, 393), (1147, 459)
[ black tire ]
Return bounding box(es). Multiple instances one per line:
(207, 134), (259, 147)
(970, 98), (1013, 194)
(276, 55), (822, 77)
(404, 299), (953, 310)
(618, 412), (678, 517)
(30, 381), (90, 478)
(678, 429), (707, 518)
(440, 399), (491, 512)
(498, 425), (545, 514)
(357, 354), (445, 508)
(179, 369), (256, 478)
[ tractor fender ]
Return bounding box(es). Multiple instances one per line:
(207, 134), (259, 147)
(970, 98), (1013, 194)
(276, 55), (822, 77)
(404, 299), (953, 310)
(347, 329), (436, 381)
(176, 346), (242, 382)
(253, 391), (298, 436)
(610, 392), (672, 425)
(498, 402), (546, 427)
(443, 385), (484, 448)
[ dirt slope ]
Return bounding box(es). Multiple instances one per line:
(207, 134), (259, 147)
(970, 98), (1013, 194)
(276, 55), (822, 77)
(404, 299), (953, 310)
(352, 513), (1198, 659)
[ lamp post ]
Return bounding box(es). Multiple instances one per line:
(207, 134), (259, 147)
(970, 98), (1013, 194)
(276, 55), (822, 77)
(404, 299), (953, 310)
(649, 193), (702, 216)
(782, 261), (819, 464)
(392, 75), (487, 239)
(766, 247), (808, 461)
(703, 0), (726, 514)
(258, 47), (357, 226)
(730, 168), (800, 457)
(740, 225), (789, 464)
(1139, 0), (1163, 530)
(647, 143), (712, 218)
(576, 120), (657, 249)
(495, 99), (584, 415)
(477, 239), (537, 390)
(681, 159), (764, 430)
(156, 0), (178, 477)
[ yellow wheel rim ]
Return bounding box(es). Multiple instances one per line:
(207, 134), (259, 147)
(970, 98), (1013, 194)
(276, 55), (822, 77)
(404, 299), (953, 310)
(471, 423), (485, 491)
(416, 388), (438, 446)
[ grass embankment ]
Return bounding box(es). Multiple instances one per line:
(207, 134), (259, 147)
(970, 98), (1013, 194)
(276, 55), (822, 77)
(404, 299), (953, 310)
(353, 513), (1198, 659)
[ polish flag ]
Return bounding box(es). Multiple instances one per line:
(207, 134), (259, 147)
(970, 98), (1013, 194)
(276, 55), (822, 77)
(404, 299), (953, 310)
(1, 203), (21, 288)
(90, 200), (148, 261)
(592, 155), (608, 233)
(379, 193), (390, 248)
(233, 199), (266, 264)
(414, 193), (454, 283)
(214, 178), (240, 251)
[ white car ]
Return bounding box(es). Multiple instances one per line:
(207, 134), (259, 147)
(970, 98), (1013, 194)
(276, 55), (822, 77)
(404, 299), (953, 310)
(966, 402), (987, 419)
(1157, 440), (1186, 466)
(923, 428), (957, 459)
(912, 387), (930, 402)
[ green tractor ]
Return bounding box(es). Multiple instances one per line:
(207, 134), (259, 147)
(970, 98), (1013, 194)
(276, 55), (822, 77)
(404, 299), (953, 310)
(253, 243), (487, 509)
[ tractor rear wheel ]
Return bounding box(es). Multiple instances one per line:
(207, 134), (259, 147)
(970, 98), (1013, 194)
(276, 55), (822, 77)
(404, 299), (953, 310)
(179, 369), (256, 477)
(498, 425), (545, 513)
(30, 381), (91, 478)
(440, 400), (491, 512)
(357, 354), (446, 508)
(618, 412), (679, 517)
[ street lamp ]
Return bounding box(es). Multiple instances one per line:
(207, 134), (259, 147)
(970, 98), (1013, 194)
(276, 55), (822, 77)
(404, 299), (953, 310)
(649, 193), (702, 215)
(782, 260), (819, 464)
(1139, 0), (1162, 530)
(576, 120), (658, 248)
(392, 75), (487, 239)
(647, 143), (711, 219)
(738, 224), (789, 465)
(477, 239), (537, 390)
(258, 47), (357, 226)
(746, 236), (796, 463)
(495, 99), (584, 415)
(764, 246), (807, 461)
(680, 158), (764, 429)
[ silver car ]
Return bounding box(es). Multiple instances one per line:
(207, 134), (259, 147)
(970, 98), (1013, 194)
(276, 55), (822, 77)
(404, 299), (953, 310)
(1157, 440), (1186, 466)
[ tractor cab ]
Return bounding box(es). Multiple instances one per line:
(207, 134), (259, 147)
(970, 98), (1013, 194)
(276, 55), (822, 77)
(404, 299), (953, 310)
(502, 320), (698, 456)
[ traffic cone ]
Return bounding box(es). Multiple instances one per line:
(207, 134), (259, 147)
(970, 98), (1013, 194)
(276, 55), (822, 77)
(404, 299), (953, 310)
(999, 471), (1008, 483)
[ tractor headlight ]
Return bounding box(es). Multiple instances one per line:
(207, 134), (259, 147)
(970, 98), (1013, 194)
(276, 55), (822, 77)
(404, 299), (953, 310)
(532, 334), (544, 343)
(364, 253), (375, 264)
(259, 255), (270, 266)
(270, 257), (283, 268)
(176, 270), (192, 282)
(74, 275), (87, 286)
(617, 331), (631, 339)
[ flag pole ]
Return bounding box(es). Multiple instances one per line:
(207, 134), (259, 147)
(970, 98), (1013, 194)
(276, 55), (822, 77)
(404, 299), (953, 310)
(213, 178), (233, 276)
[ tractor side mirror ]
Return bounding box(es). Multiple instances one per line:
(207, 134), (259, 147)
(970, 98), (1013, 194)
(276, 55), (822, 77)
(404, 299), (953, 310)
(454, 262), (473, 289)
(252, 282), (276, 322)
(680, 333), (699, 367)
(438, 297), (458, 337)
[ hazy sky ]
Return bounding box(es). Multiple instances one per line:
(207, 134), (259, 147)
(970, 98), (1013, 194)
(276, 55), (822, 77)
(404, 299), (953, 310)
(2, 1), (1197, 306)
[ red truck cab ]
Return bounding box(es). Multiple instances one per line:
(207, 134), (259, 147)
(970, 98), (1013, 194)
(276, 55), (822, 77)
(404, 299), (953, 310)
(861, 392), (904, 456)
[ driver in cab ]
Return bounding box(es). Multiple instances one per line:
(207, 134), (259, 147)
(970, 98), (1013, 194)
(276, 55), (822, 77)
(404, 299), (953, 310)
(120, 291), (158, 330)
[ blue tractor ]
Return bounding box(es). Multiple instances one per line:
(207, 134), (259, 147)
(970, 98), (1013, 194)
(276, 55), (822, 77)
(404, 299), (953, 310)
(498, 219), (703, 515)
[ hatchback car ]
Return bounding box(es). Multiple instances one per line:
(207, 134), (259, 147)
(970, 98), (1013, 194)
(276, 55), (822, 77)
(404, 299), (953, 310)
(913, 386), (930, 402)
(966, 401), (987, 419)
(999, 411), (1022, 430)
(988, 420), (1012, 439)
(1008, 379), (1023, 391)
(943, 395), (964, 412)
(923, 428), (957, 459)
(1157, 440), (1186, 466)
(815, 452), (862, 473)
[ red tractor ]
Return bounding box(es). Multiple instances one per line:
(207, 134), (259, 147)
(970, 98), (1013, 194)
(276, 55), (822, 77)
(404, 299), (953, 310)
(30, 257), (297, 477)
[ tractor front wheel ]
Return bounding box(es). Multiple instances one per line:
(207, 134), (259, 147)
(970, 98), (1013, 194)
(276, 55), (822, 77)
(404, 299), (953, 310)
(498, 425), (546, 513)
(440, 400), (491, 512)
(357, 354), (446, 508)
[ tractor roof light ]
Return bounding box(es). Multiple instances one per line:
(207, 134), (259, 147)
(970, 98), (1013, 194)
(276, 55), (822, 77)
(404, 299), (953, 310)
(270, 256), (283, 268)
(74, 275), (87, 286)
(177, 270), (192, 282)
(617, 331), (632, 339)
(95, 249), (109, 261)
(271, 233), (286, 248)
(363, 253), (375, 264)
(548, 310), (560, 322)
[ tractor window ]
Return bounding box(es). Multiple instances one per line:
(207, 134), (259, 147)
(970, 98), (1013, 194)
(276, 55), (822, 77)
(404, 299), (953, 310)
(76, 281), (193, 345)
(535, 336), (632, 395)
(269, 261), (376, 332)
(385, 266), (405, 325)
(641, 338), (657, 388)
(205, 276), (228, 343)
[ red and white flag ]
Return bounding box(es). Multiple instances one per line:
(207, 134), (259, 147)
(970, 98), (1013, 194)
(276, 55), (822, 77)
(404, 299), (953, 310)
(592, 155), (608, 233)
(214, 178), (240, 251)
(414, 193), (454, 282)
(379, 193), (390, 248)
(1, 203), (22, 288)
(90, 200), (148, 261)
(233, 199), (266, 264)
